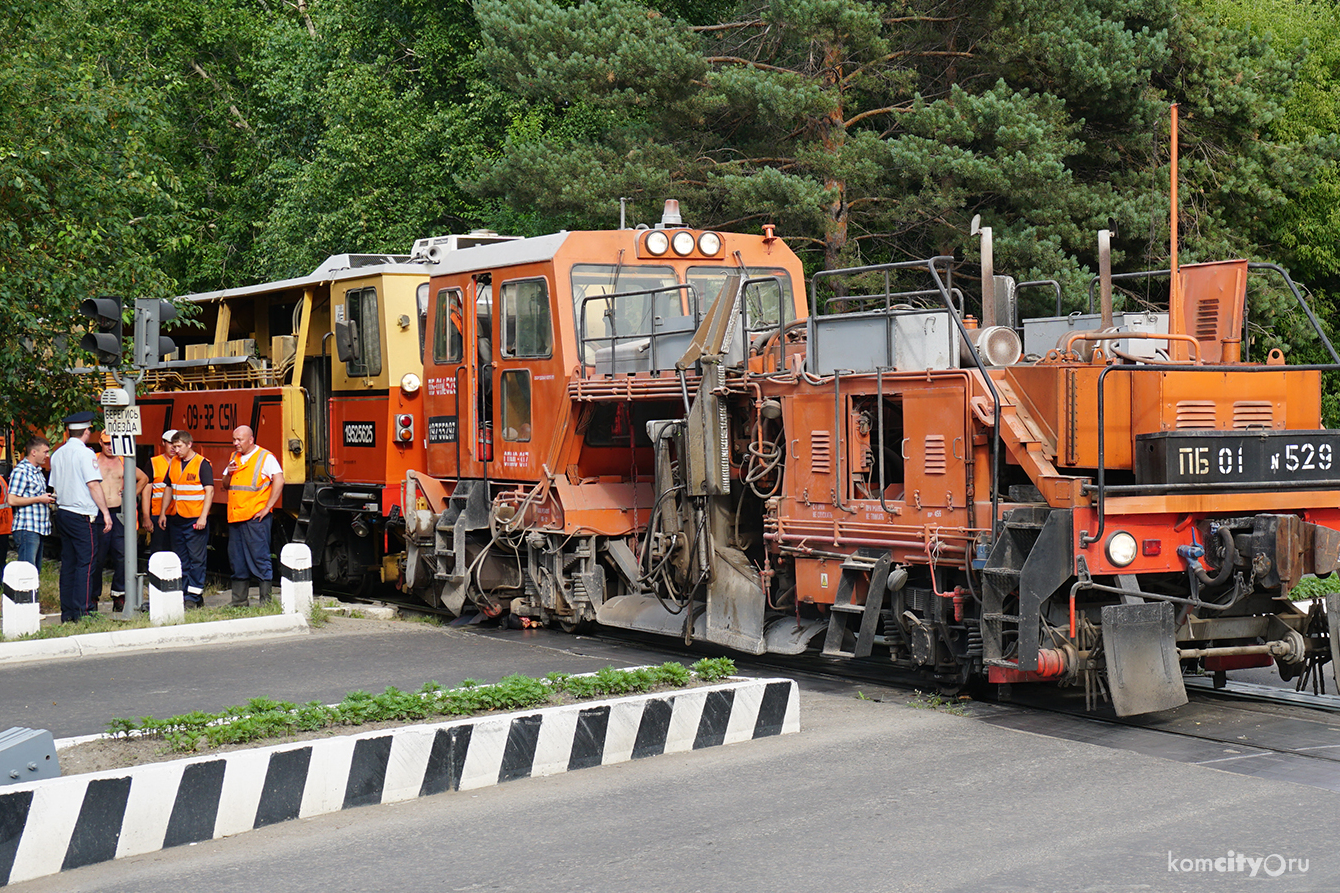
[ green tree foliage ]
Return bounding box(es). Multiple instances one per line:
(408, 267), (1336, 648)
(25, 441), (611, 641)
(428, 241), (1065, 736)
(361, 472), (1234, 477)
(472, 0), (1335, 322)
(0, 0), (185, 430)
(81, 0), (496, 290)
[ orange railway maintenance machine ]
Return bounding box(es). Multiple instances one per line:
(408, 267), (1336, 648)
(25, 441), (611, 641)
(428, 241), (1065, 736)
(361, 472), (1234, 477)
(137, 234), (515, 592)
(400, 201), (1340, 716)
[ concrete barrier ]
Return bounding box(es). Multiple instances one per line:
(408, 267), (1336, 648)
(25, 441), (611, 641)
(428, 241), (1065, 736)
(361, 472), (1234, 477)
(147, 551), (185, 627)
(279, 543), (313, 616)
(0, 676), (799, 886)
(1, 562), (42, 639)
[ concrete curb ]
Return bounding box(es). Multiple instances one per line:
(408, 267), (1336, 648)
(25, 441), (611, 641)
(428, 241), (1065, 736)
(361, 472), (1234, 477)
(0, 614), (310, 666)
(0, 677), (799, 886)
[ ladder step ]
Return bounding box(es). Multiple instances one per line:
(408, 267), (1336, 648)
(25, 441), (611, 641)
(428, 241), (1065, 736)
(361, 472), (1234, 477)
(830, 603), (865, 614)
(982, 567), (1021, 578)
(981, 613), (1022, 623)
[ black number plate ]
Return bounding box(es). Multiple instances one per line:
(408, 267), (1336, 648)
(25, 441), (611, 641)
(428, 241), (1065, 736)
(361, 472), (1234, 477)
(1135, 430), (1340, 485)
(342, 422), (376, 448)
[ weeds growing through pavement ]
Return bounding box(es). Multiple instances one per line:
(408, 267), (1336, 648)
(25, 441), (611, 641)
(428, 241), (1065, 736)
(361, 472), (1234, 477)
(106, 660), (739, 753)
(908, 689), (968, 715)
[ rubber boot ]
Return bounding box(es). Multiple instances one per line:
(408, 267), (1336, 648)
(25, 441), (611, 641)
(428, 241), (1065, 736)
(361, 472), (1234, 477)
(230, 578), (250, 607)
(258, 580), (273, 605)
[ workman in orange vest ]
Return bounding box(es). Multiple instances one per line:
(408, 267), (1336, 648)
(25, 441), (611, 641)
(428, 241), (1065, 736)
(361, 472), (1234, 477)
(158, 430), (214, 608)
(223, 425), (284, 606)
(140, 429), (178, 558)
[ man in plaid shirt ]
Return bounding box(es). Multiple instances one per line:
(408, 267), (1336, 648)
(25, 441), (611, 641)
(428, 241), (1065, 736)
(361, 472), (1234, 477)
(7, 437), (56, 568)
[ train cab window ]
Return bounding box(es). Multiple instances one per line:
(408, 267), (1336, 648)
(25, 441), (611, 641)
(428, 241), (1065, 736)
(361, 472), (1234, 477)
(500, 278), (553, 358)
(688, 266), (795, 330)
(344, 287), (383, 377)
(500, 370), (532, 442)
(417, 283), (430, 358)
(433, 287), (464, 364)
(571, 264), (679, 363)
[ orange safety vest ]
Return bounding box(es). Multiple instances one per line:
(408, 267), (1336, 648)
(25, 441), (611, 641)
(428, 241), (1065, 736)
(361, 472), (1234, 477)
(227, 447), (277, 523)
(149, 453), (170, 516)
(168, 454), (208, 518)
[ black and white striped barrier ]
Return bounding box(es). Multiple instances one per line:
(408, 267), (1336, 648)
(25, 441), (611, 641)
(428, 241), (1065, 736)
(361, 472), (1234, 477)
(0, 677), (798, 885)
(1, 562), (41, 639)
(280, 543), (313, 616)
(147, 552), (184, 626)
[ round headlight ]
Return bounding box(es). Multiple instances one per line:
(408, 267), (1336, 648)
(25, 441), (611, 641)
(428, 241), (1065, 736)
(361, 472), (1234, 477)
(698, 232), (722, 256)
(1106, 531), (1138, 567)
(645, 231), (669, 256)
(671, 231), (696, 256)
(400, 372), (422, 394)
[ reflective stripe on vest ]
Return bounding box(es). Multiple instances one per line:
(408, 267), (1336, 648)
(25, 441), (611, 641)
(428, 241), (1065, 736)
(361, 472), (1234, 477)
(150, 454), (170, 515)
(227, 447), (275, 523)
(168, 454), (207, 518)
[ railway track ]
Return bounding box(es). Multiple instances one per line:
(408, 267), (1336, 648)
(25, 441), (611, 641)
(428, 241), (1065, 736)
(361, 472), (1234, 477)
(352, 588), (1340, 791)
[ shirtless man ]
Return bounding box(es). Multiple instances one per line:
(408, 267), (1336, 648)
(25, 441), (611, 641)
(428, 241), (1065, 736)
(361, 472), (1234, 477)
(93, 432), (149, 612)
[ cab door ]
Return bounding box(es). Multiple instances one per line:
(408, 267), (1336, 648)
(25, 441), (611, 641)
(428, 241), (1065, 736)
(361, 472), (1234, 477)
(425, 283), (469, 479)
(902, 384), (969, 525)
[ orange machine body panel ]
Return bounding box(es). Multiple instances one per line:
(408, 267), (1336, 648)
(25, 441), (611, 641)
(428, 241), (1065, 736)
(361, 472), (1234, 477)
(422, 227), (807, 536)
(137, 388), (287, 499)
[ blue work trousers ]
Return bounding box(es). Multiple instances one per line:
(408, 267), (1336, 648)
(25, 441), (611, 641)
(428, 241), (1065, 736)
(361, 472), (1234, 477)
(55, 509), (99, 622)
(228, 515), (273, 582)
(168, 516), (209, 605)
(92, 509), (128, 601)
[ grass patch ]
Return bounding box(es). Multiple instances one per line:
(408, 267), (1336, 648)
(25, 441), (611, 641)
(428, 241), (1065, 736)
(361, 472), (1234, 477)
(1, 600), (283, 642)
(1291, 574), (1338, 601)
(106, 659), (738, 753)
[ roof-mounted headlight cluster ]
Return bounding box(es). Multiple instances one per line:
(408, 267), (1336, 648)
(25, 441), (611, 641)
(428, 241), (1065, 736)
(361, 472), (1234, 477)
(641, 229), (723, 259)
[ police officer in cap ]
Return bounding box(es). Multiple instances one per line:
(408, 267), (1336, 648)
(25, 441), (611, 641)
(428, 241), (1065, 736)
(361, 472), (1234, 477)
(49, 411), (112, 622)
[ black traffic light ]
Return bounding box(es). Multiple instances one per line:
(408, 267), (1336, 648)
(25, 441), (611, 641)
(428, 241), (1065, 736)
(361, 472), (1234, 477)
(134, 298), (179, 368)
(79, 296), (123, 366)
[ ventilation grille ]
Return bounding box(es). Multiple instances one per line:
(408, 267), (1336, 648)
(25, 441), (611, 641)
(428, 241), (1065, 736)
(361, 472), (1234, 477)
(1232, 401), (1274, 429)
(1195, 295), (1221, 340)
(810, 431), (832, 475)
(1175, 400), (1217, 429)
(924, 435), (947, 474)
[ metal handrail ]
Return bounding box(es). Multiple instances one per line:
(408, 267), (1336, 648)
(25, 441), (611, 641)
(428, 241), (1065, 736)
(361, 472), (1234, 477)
(1081, 360), (1340, 548)
(810, 257), (1002, 535)
(1016, 280), (1063, 318)
(578, 283), (699, 378)
(1081, 264), (1339, 364)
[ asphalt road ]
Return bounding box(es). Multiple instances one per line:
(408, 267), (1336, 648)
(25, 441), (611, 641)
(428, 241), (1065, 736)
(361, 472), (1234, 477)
(14, 685), (1337, 893)
(0, 618), (668, 739)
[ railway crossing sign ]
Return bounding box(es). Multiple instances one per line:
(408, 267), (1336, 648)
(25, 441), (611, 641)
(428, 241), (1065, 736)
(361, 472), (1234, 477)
(106, 432), (136, 458)
(102, 406), (141, 436)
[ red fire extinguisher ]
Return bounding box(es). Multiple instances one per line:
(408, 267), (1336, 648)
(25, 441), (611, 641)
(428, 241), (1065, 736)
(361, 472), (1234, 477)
(478, 422), (493, 461)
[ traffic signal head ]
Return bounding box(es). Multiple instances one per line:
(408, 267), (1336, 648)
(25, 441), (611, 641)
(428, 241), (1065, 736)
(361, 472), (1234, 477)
(134, 298), (179, 368)
(79, 296), (123, 366)
(395, 413), (415, 444)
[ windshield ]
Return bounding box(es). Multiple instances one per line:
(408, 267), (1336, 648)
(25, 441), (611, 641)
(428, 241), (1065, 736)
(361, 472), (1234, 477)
(688, 266), (795, 331)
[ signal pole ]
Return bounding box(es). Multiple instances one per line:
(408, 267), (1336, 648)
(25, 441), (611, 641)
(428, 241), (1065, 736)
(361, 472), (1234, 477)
(119, 372), (140, 618)
(91, 298), (177, 618)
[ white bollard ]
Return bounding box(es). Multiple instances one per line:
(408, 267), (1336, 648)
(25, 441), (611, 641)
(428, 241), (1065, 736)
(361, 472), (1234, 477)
(2, 561), (43, 639)
(148, 551), (186, 627)
(280, 543), (314, 616)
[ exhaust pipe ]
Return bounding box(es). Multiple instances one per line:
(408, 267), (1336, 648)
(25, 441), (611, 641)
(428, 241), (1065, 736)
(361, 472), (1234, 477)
(972, 217), (996, 328)
(1098, 228), (1114, 330)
